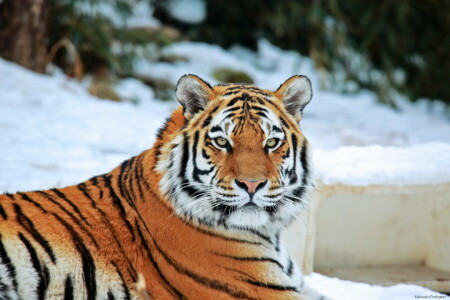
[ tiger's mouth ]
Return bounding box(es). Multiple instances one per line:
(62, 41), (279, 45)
(224, 203), (271, 228)
(211, 198), (279, 228)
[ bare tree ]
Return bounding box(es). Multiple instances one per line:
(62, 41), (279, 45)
(0, 0), (49, 73)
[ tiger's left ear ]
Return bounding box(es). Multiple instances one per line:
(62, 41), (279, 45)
(275, 75), (312, 121)
(176, 74), (214, 120)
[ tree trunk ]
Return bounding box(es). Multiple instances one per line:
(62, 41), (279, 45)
(0, 0), (49, 73)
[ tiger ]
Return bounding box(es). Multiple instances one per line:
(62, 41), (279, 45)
(0, 74), (329, 300)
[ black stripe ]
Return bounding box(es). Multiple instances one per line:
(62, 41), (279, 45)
(210, 125), (223, 132)
(153, 239), (256, 300)
(274, 232), (281, 252)
(123, 159), (136, 202)
(222, 91), (240, 97)
(103, 175), (136, 241)
(126, 156), (141, 203)
(201, 149), (210, 160)
(107, 291), (116, 300)
(0, 204), (7, 220)
(136, 155), (152, 192)
(179, 134), (200, 198)
(50, 213), (97, 300)
(0, 234), (18, 293)
(36, 191), (99, 248)
(191, 131), (201, 183)
(51, 189), (90, 225)
(286, 258), (294, 276)
(214, 204), (238, 223)
(79, 181), (137, 281)
(188, 223), (263, 245)
(201, 116), (212, 127)
(226, 93), (251, 107)
(287, 134), (298, 185)
(76, 183), (97, 207)
(2, 193), (14, 200)
(111, 261), (131, 300)
(131, 156), (146, 202)
(272, 125), (283, 133)
(248, 105), (268, 113)
(14, 204), (56, 263)
(256, 112), (267, 118)
(279, 116), (289, 129)
(0, 281), (12, 300)
(88, 175), (105, 200)
(224, 86), (269, 97)
(300, 140), (309, 185)
(19, 232), (49, 300)
(200, 105), (220, 127)
(63, 276), (74, 300)
(263, 205), (278, 216)
(18, 192), (47, 213)
(118, 159), (138, 211)
(244, 228), (272, 244)
(242, 279), (298, 292)
(156, 117), (172, 140)
(134, 221), (185, 299)
(214, 253), (284, 270)
(224, 106), (241, 113)
(287, 140), (309, 203)
(192, 132), (215, 183)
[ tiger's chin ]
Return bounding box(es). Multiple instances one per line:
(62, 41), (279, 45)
(226, 206), (270, 228)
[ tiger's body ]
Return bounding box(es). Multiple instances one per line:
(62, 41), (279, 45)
(0, 75), (328, 299)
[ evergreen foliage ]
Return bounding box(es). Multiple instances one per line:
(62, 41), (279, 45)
(48, 0), (128, 74)
(160, 0), (449, 104)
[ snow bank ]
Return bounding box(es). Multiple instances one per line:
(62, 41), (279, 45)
(0, 59), (175, 192)
(314, 143), (450, 185)
(306, 273), (445, 300)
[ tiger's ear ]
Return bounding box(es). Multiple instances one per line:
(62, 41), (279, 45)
(275, 75), (312, 121)
(176, 74), (214, 120)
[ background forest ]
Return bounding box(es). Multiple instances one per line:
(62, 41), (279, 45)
(1, 0), (449, 106)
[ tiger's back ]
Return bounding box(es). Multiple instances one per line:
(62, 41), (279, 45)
(0, 174), (140, 299)
(0, 75), (329, 300)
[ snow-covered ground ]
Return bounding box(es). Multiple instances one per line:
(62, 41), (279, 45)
(1, 39), (450, 299)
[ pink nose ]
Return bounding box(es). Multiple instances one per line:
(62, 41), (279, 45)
(238, 179), (265, 193)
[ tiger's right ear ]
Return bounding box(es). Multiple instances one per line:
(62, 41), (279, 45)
(176, 74), (214, 120)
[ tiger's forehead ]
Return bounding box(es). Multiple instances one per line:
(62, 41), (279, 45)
(206, 84), (284, 136)
(212, 83), (273, 98)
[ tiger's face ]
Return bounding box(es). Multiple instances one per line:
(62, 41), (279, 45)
(156, 75), (313, 231)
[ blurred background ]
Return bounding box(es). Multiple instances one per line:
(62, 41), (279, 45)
(1, 0), (449, 105)
(1, 1), (450, 298)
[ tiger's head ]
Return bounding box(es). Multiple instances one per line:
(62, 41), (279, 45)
(155, 75), (313, 232)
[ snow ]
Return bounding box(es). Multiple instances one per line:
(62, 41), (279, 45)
(306, 273), (446, 300)
(76, 1), (160, 28)
(1, 38), (450, 299)
(314, 143), (450, 186)
(167, 0), (206, 24)
(0, 59), (175, 192)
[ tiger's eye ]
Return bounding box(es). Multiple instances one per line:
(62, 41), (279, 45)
(266, 138), (278, 148)
(215, 137), (229, 147)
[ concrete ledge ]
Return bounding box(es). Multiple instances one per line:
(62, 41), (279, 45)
(284, 182), (450, 292)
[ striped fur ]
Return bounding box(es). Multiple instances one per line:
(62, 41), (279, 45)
(0, 75), (329, 299)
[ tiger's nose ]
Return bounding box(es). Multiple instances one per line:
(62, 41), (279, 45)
(236, 179), (266, 194)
